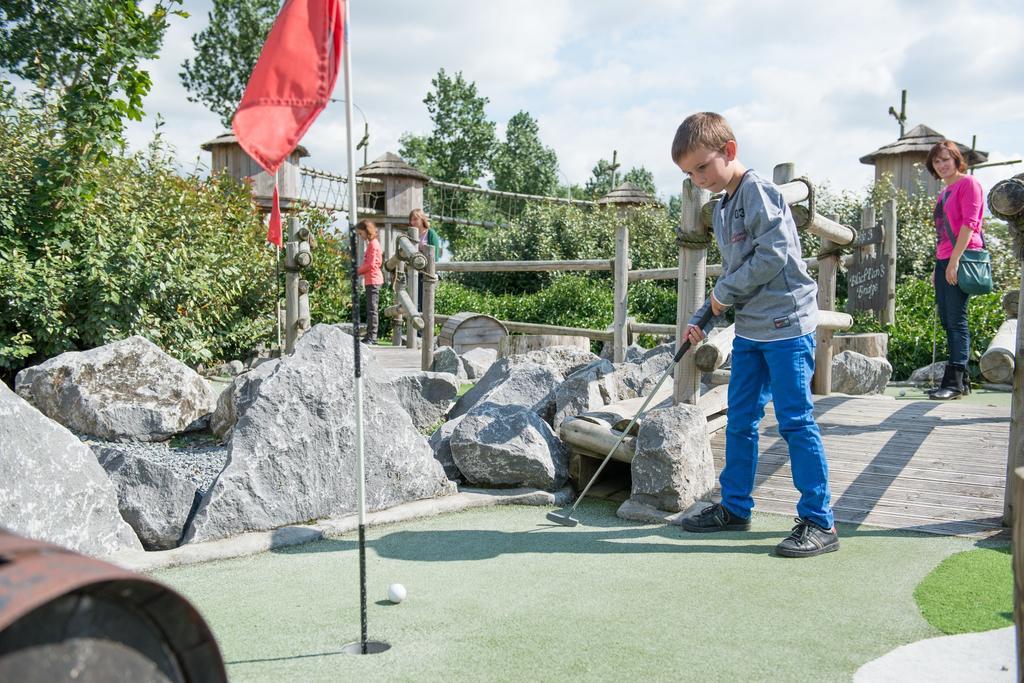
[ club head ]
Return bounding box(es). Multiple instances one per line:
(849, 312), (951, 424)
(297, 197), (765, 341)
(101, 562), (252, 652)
(546, 510), (579, 527)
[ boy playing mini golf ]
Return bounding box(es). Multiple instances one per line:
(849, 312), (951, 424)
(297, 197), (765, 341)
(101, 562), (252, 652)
(672, 112), (839, 558)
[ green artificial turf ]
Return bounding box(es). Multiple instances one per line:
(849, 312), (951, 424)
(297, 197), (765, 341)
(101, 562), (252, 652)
(913, 545), (1013, 635)
(152, 502), (976, 683)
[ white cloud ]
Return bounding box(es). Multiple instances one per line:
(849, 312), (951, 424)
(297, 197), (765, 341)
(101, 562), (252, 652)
(119, 0), (1022, 203)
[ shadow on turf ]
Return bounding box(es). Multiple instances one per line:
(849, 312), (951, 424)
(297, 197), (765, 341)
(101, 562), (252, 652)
(224, 650), (346, 665)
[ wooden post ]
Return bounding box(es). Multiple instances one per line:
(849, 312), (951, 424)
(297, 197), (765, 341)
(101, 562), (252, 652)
(421, 245), (436, 371)
(406, 226), (418, 350)
(613, 222), (629, 363)
(882, 199), (897, 325)
(1004, 262), (1024, 525)
(674, 178), (710, 405)
(598, 182), (656, 363)
(1013, 466), (1024, 680)
(285, 214), (301, 354)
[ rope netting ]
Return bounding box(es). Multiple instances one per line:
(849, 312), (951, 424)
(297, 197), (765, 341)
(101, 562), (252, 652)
(299, 165), (597, 230)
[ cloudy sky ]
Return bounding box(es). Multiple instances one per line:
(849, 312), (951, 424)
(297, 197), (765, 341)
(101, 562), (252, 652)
(126, 0), (1024, 200)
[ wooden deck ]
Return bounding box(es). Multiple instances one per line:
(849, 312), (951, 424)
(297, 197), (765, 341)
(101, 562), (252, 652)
(369, 345), (424, 376)
(709, 395), (1011, 538)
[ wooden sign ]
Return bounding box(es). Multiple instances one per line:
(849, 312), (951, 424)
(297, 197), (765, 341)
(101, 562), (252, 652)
(846, 221), (888, 314)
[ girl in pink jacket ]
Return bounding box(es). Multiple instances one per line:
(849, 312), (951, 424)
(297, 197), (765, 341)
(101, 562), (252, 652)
(355, 220), (383, 344)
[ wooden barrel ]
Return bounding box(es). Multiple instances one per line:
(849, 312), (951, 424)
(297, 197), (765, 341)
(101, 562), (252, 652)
(437, 312), (508, 354)
(0, 531), (226, 682)
(499, 334), (590, 357)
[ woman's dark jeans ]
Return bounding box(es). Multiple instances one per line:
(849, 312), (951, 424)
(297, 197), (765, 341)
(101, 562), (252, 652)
(934, 259), (969, 367)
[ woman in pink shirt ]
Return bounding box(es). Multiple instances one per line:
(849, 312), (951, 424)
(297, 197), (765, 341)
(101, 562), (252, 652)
(355, 220), (383, 345)
(926, 140), (985, 400)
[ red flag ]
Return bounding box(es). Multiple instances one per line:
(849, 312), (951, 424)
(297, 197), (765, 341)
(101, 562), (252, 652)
(232, 0), (343, 246)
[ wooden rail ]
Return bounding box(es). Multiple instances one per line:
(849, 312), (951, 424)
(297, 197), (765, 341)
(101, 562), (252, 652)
(433, 314), (613, 342)
(436, 259), (612, 273)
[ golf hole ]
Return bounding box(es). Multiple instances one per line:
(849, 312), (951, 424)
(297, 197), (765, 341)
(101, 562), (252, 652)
(341, 640), (391, 655)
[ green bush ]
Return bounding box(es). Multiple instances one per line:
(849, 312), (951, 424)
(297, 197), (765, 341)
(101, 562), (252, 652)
(0, 95), (351, 384)
(847, 279), (1004, 380)
(450, 202), (679, 293)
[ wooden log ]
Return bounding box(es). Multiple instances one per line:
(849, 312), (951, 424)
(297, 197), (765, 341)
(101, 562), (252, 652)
(394, 287), (424, 331)
(405, 226), (418, 349)
(831, 332), (888, 359)
(675, 179), (710, 406)
(1005, 290), (1020, 319)
(697, 384), (729, 417)
(813, 179), (840, 397)
(462, 319), (615, 342)
(559, 417), (636, 463)
(1004, 261), (1024, 525)
(420, 246), (436, 372)
(630, 322), (675, 336)
(613, 223), (630, 363)
(695, 324), (735, 372)
(882, 199), (897, 325)
(436, 259), (612, 273)
(708, 369), (730, 386)
(981, 319), (1017, 385)
(989, 174), (1024, 219)
(498, 334), (590, 357)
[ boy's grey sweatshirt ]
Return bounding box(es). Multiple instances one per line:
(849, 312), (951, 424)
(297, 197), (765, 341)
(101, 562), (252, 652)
(689, 170), (818, 342)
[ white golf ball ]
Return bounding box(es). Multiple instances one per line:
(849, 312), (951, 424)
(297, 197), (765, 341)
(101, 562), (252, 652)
(387, 583), (407, 604)
(898, 389), (906, 397)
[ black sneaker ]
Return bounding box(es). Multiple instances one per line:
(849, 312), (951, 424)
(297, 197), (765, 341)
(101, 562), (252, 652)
(681, 503), (751, 533)
(775, 517), (840, 558)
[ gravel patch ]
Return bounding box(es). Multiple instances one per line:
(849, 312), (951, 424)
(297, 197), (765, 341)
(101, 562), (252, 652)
(81, 433), (228, 495)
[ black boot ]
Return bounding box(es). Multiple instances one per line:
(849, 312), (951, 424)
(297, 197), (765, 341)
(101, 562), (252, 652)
(929, 364), (964, 401)
(962, 368), (972, 396)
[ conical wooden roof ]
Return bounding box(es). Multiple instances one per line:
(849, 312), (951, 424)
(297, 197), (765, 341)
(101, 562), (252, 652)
(358, 152), (430, 180)
(859, 124), (986, 166)
(597, 181), (657, 205)
(200, 132), (309, 158)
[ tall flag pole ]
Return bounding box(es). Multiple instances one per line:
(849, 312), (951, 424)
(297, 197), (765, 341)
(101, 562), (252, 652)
(340, 0), (370, 654)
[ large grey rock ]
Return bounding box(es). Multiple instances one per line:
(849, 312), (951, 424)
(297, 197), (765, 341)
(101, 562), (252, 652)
(518, 346), (600, 379)
(449, 359), (564, 422)
(450, 403), (568, 490)
(15, 336), (216, 442)
(551, 359), (620, 430)
(600, 342), (646, 363)
(613, 351), (675, 398)
(460, 347), (497, 380)
(832, 351), (892, 395)
(185, 325), (454, 543)
(95, 446), (198, 550)
(431, 346), (468, 381)
(0, 383), (141, 556)
(427, 415), (465, 481)
(630, 403), (715, 512)
(209, 363), (281, 440)
(384, 371), (460, 431)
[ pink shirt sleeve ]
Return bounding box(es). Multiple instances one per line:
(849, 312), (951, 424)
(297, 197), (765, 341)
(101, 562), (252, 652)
(955, 176), (984, 232)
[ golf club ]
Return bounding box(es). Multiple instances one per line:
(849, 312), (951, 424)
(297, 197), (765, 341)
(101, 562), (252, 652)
(547, 306), (715, 526)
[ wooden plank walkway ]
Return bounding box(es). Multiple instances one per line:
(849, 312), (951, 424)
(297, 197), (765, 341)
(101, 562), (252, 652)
(709, 395), (1011, 538)
(370, 346), (424, 376)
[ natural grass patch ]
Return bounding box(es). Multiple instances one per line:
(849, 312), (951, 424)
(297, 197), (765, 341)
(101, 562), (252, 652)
(914, 545), (1013, 634)
(457, 382), (474, 397)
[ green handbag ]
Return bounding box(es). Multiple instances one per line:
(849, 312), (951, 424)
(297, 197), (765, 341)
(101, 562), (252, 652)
(941, 194), (993, 295)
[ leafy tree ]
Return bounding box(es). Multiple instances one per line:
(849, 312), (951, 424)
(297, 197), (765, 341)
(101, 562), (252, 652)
(0, 0), (185, 166)
(490, 110), (558, 196)
(624, 166), (656, 196)
(179, 0), (280, 128)
(398, 68), (496, 185)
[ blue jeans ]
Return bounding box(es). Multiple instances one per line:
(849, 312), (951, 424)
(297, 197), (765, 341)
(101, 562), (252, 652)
(934, 259), (970, 368)
(721, 333), (834, 530)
